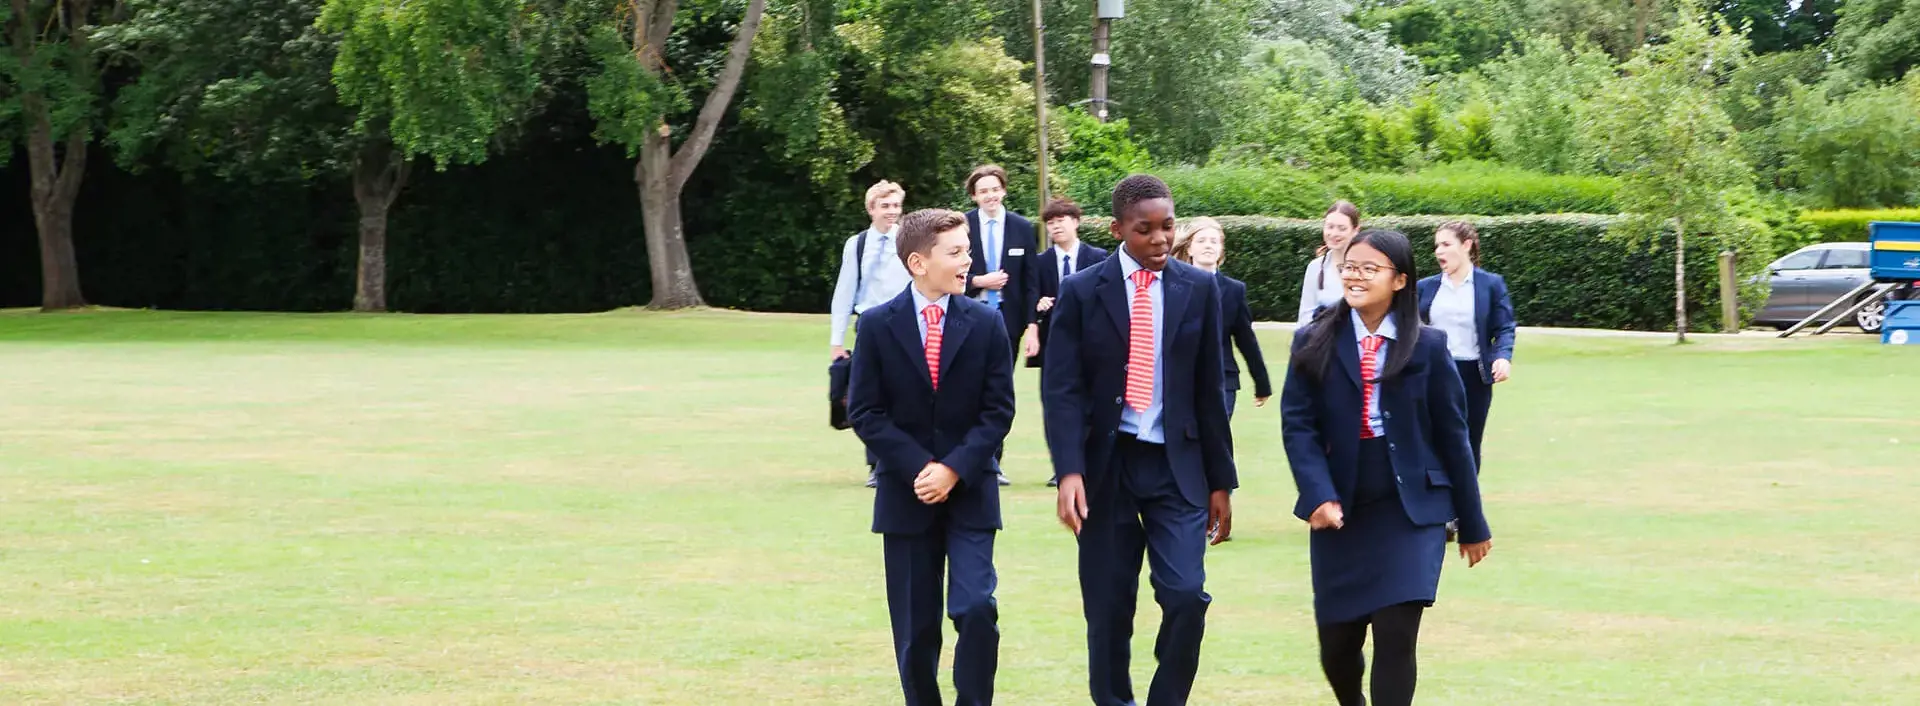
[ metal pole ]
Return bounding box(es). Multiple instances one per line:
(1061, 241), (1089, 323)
(1033, 0), (1051, 209)
(1091, 14), (1111, 122)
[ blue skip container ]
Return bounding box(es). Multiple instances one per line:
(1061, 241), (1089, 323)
(1884, 300), (1920, 345)
(1869, 221), (1920, 282)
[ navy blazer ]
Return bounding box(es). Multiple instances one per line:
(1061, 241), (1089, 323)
(1030, 243), (1110, 367)
(1042, 254), (1237, 508)
(1278, 320), (1492, 544)
(849, 289), (1016, 535)
(1415, 268), (1516, 385)
(1219, 274), (1272, 397)
(965, 209), (1042, 337)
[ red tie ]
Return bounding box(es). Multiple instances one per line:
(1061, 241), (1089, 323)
(923, 305), (944, 390)
(1126, 269), (1156, 412)
(1359, 335), (1384, 438)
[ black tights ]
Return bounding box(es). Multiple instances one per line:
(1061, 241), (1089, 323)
(1317, 602), (1426, 706)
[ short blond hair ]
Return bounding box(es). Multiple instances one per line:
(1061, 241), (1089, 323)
(1172, 216), (1226, 267)
(866, 180), (905, 210)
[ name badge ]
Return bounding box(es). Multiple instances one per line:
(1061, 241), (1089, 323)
(1008, 248), (1026, 257)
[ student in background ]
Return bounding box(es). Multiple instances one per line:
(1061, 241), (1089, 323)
(848, 208), (1016, 706)
(1172, 216), (1272, 419)
(1045, 175), (1236, 706)
(1278, 229), (1492, 706)
(1297, 200), (1362, 323)
(1417, 221), (1516, 470)
(1034, 198), (1109, 489)
(829, 180), (912, 487)
(963, 164), (1039, 486)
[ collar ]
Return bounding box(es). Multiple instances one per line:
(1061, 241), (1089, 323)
(1117, 244), (1155, 279)
(870, 223), (898, 240)
(1057, 241), (1081, 261)
(981, 208), (1005, 223)
(1444, 268), (1474, 288)
(911, 286), (950, 317)
(1350, 308), (1399, 342)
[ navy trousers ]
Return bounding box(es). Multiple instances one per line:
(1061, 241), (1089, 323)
(1078, 434), (1211, 706)
(884, 516), (999, 706)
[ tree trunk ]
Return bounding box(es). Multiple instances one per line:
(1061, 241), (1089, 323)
(629, 0), (766, 310)
(1673, 216), (1688, 344)
(350, 142), (410, 313)
(1632, 0), (1656, 50)
(637, 124), (704, 309)
(25, 125), (88, 311)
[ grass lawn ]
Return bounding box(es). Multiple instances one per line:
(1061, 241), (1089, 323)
(1, 308), (1915, 704)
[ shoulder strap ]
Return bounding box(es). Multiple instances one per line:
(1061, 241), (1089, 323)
(855, 230), (870, 291)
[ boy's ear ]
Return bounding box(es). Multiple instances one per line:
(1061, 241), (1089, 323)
(1109, 217), (1123, 241)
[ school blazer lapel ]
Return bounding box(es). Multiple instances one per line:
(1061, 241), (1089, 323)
(1335, 315), (1363, 390)
(1098, 257), (1131, 342)
(1473, 269), (1492, 345)
(1161, 264), (1192, 360)
(939, 298), (973, 384)
(888, 297), (933, 390)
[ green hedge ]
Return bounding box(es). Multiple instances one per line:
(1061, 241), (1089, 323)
(1339, 163), (1619, 217)
(1149, 165), (1331, 218)
(1796, 208), (1920, 248)
(1082, 213), (1734, 331)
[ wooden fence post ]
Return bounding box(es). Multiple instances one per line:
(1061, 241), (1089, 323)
(1719, 250), (1739, 333)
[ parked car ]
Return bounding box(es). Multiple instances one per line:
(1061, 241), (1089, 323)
(1753, 242), (1915, 333)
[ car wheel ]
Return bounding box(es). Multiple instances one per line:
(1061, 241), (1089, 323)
(1856, 298), (1886, 333)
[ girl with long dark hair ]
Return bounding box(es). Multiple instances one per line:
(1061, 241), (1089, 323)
(1279, 229), (1493, 706)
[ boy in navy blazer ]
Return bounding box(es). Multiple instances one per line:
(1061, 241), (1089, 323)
(1032, 198), (1110, 370)
(848, 208), (1016, 706)
(1044, 175), (1237, 706)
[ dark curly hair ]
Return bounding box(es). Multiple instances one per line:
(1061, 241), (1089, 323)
(1110, 174), (1172, 222)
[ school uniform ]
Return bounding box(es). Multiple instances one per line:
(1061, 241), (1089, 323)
(1030, 241), (1110, 368)
(1296, 255), (1344, 323)
(965, 208), (1042, 352)
(1416, 268), (1516, 468)
(1279, 310), (1491, 706)
(1043, 247), (1237, 706)
(848, 286), (1017, 706)
(1217, 274), (1271, 418)
(829, 225), (913, 484)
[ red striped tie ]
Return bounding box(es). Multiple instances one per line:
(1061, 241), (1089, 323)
(1125, 269), (1156, 411)
(1359, 335), (1384, 438)
(923, 305), (944, 390)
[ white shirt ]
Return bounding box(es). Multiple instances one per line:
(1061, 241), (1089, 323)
(978, 210), (1005, 308)
(1055, 241), (1082, 282)
(828, 225), (910, 346)
(1430, 271), (1481, 361)
(1297, 255), (1344, 323)
(1351, 308), (1398, 439)
(1116, 246), (1166, 444)
(910, 287), (950, 347)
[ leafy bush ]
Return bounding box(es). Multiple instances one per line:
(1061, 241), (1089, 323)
(1339, 162), (1619, 216)
(1081, 213), (1742, 331)
(1150, 165), (1333, 218)
(1798, 208), (1920, 247)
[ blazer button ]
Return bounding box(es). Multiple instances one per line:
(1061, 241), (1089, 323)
(1115, 396), (1124, 405)
(1384, 411), (1393, 420)
(1388, 443), (1398, 452)
(1396, 474), (1404, 484)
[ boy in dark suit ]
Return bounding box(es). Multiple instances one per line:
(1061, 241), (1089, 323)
(1034, 198), (1109, 488)
(849, 208), (1017, 706)
(963, 164), (1039, 486)
(1043, 175), (1237, 706)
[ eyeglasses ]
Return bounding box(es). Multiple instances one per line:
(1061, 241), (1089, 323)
(1338, 262), (1397, 279)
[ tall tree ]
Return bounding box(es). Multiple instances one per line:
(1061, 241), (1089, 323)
(584, 0), (769, 309)
(1, 0), (121, 310)
(1832, 0), (1920, 84)
(106, 0), (547, 312)
(1593, 0), (1752, 342)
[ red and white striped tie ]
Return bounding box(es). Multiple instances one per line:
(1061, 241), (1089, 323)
(1125, 269), (1156, 411)
(923, 305), (944, 390)
(1359, 335), (1384, 438)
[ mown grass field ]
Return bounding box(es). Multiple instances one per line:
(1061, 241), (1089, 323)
(1, 309), (1915, 704)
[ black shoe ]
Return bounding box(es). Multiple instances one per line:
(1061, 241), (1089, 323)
(865, 470), (878, 488)
(1046, 477), (1059, 488)
(996, 472), (1011, 486)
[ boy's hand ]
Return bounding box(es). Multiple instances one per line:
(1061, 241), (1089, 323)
(1208, 490), (1233, 545)
(973, 272), (1010, 290)
(831, 345), (850, 361)
(1308, 501), (1344, 530)
(914, 463), (960, 504)
(1055, 474), (1089, 535)
(1036, 296), (1055, 312)
(1023, 325), (1041, 358)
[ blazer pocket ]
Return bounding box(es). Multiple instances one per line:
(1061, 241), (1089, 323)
(1426, 468), (1452, 488)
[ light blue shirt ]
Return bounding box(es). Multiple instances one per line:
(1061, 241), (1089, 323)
(910, 287), (950, 348)
(1116, 246), (1166, 443)
(981, 212), (1003, 310)
(1431, 271), (1481, 361)
(1351, 308), (1398, 438)
(828, 225), (910, 346)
